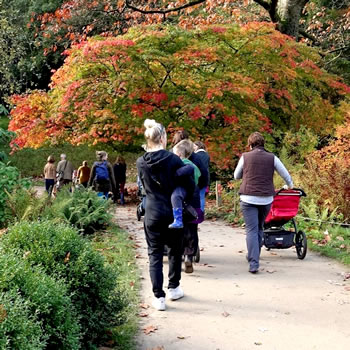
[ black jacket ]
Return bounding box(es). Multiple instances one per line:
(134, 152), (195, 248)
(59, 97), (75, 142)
(137, 150), (193, 223)
(194, 150), (210, 187)
(189, 152), (209, 190)
(113, 163), (126, 183)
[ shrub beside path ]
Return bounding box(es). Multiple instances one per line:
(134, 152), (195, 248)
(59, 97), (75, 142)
(115, 205), (350, 350)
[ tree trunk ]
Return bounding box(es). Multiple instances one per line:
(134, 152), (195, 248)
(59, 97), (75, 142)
(276, 0), (309, 38)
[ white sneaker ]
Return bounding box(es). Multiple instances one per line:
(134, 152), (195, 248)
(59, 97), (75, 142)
(168, 286), (184, 301)
(152, 297), (166, 311)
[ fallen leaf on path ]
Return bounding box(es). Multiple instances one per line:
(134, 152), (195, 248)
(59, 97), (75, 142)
(254, 342), (262, 346)
(269, 252), (278, 256)
(177, 336), (186, 339)
(327, 280), (345, 286)
(258, 327), (268, 333)
(139, 312), (149, 317)
(266, 269), (276, 274)
(222, 311), (230, 317)
(143, 325), (158, 335)
(219, 245), (224, 247)
(207, 265), (216, 268)
(200, 247), (204, 251)
(238, 250), (244, 253)
(140, 303), (150, 309)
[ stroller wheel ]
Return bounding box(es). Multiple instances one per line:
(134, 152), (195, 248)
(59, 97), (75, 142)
(194, 245), (200, 263)
(295, 230), (307, 259)
(136, 204), (141, 221)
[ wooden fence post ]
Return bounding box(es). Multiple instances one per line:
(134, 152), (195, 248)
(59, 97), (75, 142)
(216, 180), (222, 207)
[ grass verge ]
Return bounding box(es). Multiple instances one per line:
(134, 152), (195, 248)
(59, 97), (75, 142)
(299, 222), (350, 266)
(90, 223), (140, 350)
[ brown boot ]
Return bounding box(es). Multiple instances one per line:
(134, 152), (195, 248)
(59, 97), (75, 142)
(184, 255), (193, 273)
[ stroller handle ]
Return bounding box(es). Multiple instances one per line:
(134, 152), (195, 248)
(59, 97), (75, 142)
(275, 188), (307, 197)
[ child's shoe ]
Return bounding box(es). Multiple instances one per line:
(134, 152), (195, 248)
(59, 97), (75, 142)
(169, 208), (183, 229)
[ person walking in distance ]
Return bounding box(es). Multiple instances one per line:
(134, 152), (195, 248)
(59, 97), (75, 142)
(43, 155), (56, 195)
(193, 140), (210, 212)
(56, 154), (74, 190)
(88, 151), (116, 199)
(234, 132), (293, 274)
(113, 156), (127, 205)
(77, 161), (91, 188)
(137, 119), (194, 311)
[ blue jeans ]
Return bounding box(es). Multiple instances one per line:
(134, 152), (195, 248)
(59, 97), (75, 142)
(240, 201), (271, 271)
(199, 187), (206, 212)
(45, 179), (55, 195)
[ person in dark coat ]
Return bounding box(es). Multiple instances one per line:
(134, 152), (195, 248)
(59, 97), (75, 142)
(171, 131), (206, 273)
(88, 151), (116, 198)
(194, 140), (210, 211)
(113, 156), (127, 205)
(137, 119), (194, 311)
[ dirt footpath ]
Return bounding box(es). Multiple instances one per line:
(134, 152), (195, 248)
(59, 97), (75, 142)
(115, 205), (350, 350)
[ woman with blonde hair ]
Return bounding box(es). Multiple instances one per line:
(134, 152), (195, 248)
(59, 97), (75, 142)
(43, 155), (56, 195)
(137, 119), (194, 311)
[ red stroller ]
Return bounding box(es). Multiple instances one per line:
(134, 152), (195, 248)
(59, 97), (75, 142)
(264, 188), (307, 259)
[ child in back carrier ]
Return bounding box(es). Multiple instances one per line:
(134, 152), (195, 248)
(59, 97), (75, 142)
(169, 140), (201, 229)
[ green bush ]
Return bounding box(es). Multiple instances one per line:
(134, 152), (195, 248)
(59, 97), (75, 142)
(44, 187), (113, 234)
(0, 253), (80, 349)
(0, 290), (46, 350)
(1, 220), (125, 348)
(0, 162), (30, 228)
(5, 187), (50, 223)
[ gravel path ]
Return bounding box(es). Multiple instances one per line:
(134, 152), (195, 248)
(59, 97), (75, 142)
(117, 205), (350, 350)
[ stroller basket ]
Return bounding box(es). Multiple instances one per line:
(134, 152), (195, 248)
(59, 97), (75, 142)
(265, 189), (306, 224)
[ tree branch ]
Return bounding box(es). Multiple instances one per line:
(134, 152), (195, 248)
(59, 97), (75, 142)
(252, 0), (271, 12)
(327, 45), (350, 54)
(299, 29), (319, 44)
(269, 0), (278, 22)
(125, 0), (206, 15)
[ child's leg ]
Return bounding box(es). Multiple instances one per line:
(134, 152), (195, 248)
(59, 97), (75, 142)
(171, 187), (187, 209)
(169, 187), (187, 229)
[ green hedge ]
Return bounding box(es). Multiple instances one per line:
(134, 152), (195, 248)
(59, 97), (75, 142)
(0, 253), (80, 349)
(1, 220), (125, 348)
(0, 290), (46, 350)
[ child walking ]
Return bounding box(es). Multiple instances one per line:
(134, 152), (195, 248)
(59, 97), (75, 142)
(169, 140), (201, 229)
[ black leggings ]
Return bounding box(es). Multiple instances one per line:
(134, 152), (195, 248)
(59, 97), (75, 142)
(144, 218), (184, 298)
